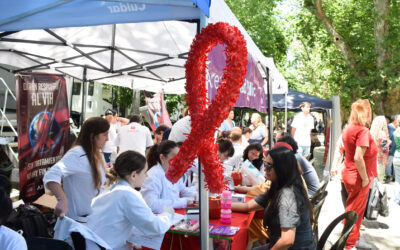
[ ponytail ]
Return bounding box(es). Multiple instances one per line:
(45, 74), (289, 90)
(146, 140), (177, 170)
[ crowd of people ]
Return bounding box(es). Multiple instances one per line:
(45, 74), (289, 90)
(1, 99), (399, 250)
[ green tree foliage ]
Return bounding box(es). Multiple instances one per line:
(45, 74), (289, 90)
(228, 0), (400, 116)
(225, 0), (289, 66)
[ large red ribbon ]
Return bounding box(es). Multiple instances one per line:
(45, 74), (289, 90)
(165, 22), (248, 193)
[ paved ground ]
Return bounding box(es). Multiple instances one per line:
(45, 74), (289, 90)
(318, 178), (400, 250)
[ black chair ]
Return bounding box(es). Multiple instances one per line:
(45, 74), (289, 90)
(70, 232), (106, 250)
(312, 190), (328, 244)
(317, 210), (358, 250)
(26, 237), (73, 250)
(311, 176), (330, 205)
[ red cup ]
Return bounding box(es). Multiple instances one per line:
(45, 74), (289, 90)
(231, 171), (242, 186)
(209, 196), (221, 219)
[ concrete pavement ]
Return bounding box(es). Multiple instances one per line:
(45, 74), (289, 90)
(318, 178), (400, 250)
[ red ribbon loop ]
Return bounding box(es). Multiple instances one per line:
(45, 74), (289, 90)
(165, 22), (248, 193)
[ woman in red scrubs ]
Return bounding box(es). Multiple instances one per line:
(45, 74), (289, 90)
(342, 99), (378, 250)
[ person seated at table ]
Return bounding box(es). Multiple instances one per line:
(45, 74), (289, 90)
(236, 143), (264, 186)
(217, 138), (235, 162)
(224, 128), (245, 173)
(87, 151), (173, 249)
(277, 134), (320, 198)
(232, 146), (315, 250)
(0, 176), (27, 250)
(141, 140), (197, 213)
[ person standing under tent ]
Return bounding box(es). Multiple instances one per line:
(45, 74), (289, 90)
(249, 113), (268, 147)
(154, 124), (169, 145)
(291, 102), (314, 157)
(116, 114), (153, 157)
(44, 117), (109, 221)
(219, 109), (235, 131)
(103, 109), (129, 166)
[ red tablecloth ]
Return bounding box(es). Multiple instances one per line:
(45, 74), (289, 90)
(159, 209), (255, 250)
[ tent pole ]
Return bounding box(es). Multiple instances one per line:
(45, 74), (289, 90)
(198, 12), (209, 250)
(266, 67), (273, 149)
(81, 67), (87, 125)
(110, 24), (116, 72)
(285, 92), (287, 132)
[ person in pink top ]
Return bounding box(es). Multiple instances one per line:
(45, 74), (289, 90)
(341, 99), (378, 250)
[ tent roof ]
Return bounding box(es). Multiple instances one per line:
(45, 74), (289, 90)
(0, 0), (210, 30)
(272, 89), (332, 111)
(0, 0), (288, 95)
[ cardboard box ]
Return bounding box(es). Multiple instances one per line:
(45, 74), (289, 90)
(232, 193), (246, 203)
(33, 193), (57, 209)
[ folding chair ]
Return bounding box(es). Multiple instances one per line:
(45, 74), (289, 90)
(312, 190), (328, 244)
(317, 211), (358, 250)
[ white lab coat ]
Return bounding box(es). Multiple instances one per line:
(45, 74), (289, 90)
(0, 226), (27, 250)
(141, 163), (197, 213)
(87, 180), (172, 250)
(223, 142), (245, 174)
(43, 146), (105, 220)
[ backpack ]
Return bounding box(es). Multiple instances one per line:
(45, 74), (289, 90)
(4, 204), (54, 238)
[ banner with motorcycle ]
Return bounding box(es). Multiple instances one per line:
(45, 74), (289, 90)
(16, 72), (70, 202)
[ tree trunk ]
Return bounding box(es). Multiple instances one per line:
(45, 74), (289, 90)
(306, 0), (358, 71)
(374, 0), (391, 71)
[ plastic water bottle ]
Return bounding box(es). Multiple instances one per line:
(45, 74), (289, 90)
(220, 190), (232, 224)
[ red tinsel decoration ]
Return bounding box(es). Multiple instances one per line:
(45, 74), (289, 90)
(165, 22), (248, 193)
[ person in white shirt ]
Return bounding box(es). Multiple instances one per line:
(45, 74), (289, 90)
(103, 109), (129, 165)
(44, 117), (109, 220)
(0, 177), (27, 250)
(242, 127), (251, 148)
(116, 115), (153, 157)
(168, 116), (191, 143)
(141, 140), (197, 213)
(87, 151), (172, 250)
(224, 128), (245, 173)
(291, 102), (314, 156)
(249, 113), (268, 146)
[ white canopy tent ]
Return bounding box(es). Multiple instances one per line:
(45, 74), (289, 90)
(0, 0), (287, 94)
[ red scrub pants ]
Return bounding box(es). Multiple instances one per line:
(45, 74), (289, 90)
(343, 177), (370, 249)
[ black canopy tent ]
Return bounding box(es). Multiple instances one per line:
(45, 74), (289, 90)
(272, 88), (332, 112)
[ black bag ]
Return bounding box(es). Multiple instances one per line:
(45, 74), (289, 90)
(364, 178), (380, 220)
(379, 188), (389, 217)
(4, 204), (53, 238)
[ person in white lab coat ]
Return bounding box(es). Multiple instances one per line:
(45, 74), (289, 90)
(141, 140), (197, 213)
(43, 117), (109, 220)
(87, 151), (172, 250)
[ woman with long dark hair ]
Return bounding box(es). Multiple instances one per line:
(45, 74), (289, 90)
(232, 146), (315, 249)
(44, 117), (110, 220)
(141, 140), (197, 213)
(242, 143), (264, 170)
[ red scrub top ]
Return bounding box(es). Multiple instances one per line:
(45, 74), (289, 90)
(342, 123), (378, 185)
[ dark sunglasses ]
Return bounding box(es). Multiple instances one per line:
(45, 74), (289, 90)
(264, 162), (273, 171)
